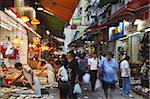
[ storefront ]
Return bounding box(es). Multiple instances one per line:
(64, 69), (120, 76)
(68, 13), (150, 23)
(116, 9), (150, 97)
(108, 21), (124, 58)
(0, 10), (28, 67)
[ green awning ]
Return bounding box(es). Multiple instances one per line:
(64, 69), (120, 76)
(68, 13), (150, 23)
(37, 11), (65, 38)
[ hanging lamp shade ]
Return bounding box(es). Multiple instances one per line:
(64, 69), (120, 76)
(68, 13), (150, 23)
(31, 18), (40, 25)
(41, 45), (49, 51)
(13, 37), (22, 44)
(20, 16), (30, 22)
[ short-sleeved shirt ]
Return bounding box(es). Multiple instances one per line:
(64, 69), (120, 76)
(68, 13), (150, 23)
(99, 58), (118, 83)
(120, 60), (130, 77)
(88, 58), (98, 70)
(58, 66), (68, 82)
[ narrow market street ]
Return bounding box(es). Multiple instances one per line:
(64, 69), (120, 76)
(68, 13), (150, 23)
(78, 84), (146, 99)
(0, 0), (150, 99)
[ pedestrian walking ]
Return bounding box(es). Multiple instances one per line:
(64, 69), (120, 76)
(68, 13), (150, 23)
(88, 53), (99, 92)
(99, 52), (118, 99)
(120, 55), (133, 98)
(67, 51), (79, 99)
(78, 52), (88, 82)
(56, 60), (69, 99)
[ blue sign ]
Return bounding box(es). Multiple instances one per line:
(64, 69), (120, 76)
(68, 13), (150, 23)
(109, 22), (124, 41)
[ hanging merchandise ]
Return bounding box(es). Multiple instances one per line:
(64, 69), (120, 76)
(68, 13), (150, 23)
(31, 18), (40, 25)
(41, 45), (49, 51)
(33, 37), (40, 45)
(5, 44), (14, 57)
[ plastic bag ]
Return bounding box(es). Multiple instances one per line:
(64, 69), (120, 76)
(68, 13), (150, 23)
(95, 79), (101, 90)
(33, 76), (41, 96)
(82, 73), (90, 83)
(5, 44), (14, 57)
(73, 83), (82, 94)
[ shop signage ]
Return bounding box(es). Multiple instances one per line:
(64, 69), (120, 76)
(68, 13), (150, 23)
(109, 22), (124, 41)
(72, 17), (81, 25)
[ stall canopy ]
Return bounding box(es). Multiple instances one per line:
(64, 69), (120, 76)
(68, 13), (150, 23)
(37, 11), (65, 38)
(39, 0), (79, 22)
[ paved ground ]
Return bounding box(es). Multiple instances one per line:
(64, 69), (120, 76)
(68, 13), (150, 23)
(77, 83), (147, 99)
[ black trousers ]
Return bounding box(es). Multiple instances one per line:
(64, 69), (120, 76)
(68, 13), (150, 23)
(90, 70), (97, 91)
(69, 83), (77, 99)
(60, 88), (69, 99)
(102, 80), (115, 98)
(58, 81), (69, 99)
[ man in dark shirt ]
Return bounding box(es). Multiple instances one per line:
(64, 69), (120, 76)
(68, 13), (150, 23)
(67, 51), (79, 99)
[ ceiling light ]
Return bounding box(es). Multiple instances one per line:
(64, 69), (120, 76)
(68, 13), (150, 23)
(31, 18), (40, 25)
(20, 16), (30, 22)
(37, 7), (44, 11)
(43, 10), (54, 16)
(46, 30), (50, 35)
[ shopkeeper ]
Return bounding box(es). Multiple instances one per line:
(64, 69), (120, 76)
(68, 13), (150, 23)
(14, 63), (34, 88)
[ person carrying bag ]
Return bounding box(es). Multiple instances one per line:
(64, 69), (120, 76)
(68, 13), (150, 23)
(56, 60), (70, 99)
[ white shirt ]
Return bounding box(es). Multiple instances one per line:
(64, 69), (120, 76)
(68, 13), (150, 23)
(58, 66), (68, 82)
(120, 60), (131, 77)
(88, 57), (98, 70)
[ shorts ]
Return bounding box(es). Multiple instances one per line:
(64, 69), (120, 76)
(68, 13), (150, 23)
(102, 80), (115, 91)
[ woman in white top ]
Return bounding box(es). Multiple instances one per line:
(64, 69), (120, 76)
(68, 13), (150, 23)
(88, 53), (99, 92)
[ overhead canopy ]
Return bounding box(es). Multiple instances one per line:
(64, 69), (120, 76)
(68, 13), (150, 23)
(38, 0), (79, 22)
(37, 11), (65, 38)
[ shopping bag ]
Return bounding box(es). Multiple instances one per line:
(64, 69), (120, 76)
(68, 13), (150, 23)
(95, 79), (102, 90)
(73, 83), (82, 94)
(5, 45), (14, 57)
(82, 73), (90, 83)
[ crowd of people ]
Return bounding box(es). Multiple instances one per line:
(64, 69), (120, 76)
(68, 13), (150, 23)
(1, 50), (134, 99)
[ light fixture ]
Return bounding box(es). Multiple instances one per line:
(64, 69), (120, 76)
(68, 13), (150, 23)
(46, 30), (50, 35)
(43, 10), (54, 16)
(37, 7), (44, 11)
(13, 37), (22, 44)
(20, 16), (30, 22)
(31, 18), (40, 25)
